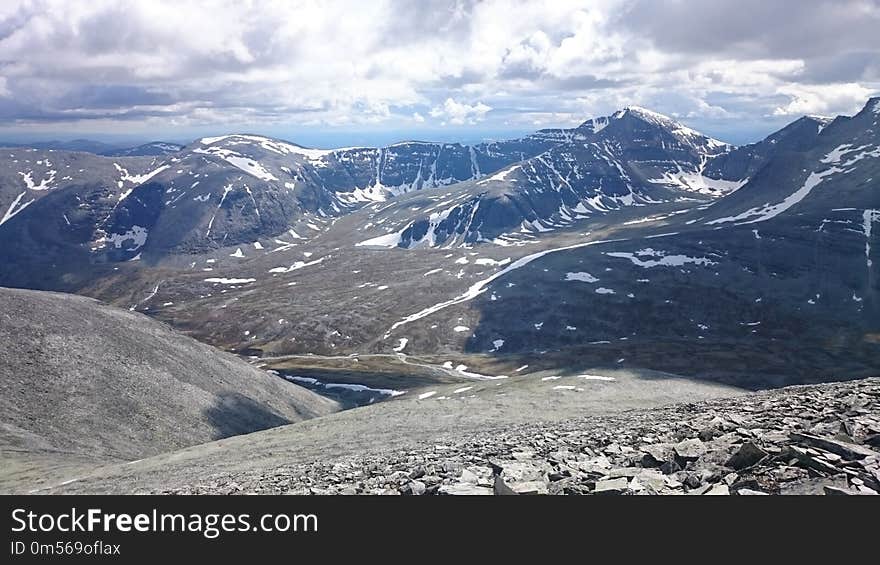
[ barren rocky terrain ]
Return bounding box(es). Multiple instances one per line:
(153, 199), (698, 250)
(0, 287), (338, 493)
(135, 377), (880, 495)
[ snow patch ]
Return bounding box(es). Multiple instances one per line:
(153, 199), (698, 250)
(576, 374), (616, 381)
(708, 168), (837, 225)
(268, 257), (325, 273)
(200, 134), (334, 160)
(106, 226), (148, 250)
(605, 248), (716, 268)
(474, 257), (511, 266)
(565, 272), (599, 283)
(821, 144), (855, 164)
(114, 163), (170, 199)
(864, 209), (879, 270)
(193, 146), (278, 181)
(18, 169), (56, 191)
(454, 365), (508, 380)
(649, 169), (746, 195)
(476, 164), (520, 185)
(356, 230), (403, 248)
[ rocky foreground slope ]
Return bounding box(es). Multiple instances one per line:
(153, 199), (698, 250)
(159, 377), (879, 495)
(0, 287), (338, 491)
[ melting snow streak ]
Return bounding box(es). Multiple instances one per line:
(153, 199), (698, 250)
(0, 191), (35, 226)
(387, 237), (628, 334)
(865, 209), (879, 271)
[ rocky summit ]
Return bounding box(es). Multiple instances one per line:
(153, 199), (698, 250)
(146, 378), (880, 496)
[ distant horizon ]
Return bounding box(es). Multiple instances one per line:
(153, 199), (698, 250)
(0, 106), (854, 150)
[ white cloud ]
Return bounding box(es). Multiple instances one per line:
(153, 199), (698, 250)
(685, 99), (733, 119)
(429, 98), (492, 125)
(772, 83), (876, 116)
(0, 0), (876, 142)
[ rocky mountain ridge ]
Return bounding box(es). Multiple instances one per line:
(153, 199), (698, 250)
(0, 100), (876, 389)
(0, 104), (755, 268)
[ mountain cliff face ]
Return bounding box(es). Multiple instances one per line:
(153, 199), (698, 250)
(93, 130), (588, 258)
(0, 130), (565, 271)
(354, 107), (746, 249)
(0, 106), (758, 271)
(700, 97), (880, 228)
(0, 106), (745, 269)
(703, 115), (830, 181)
(308, 128), (578, 203)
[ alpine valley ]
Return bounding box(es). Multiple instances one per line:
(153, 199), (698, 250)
(1, 100), (879, 496)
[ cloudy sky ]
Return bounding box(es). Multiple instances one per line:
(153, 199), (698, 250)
(0, 0), (878, 147)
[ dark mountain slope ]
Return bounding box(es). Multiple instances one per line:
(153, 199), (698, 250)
(447, 100), (880, 386)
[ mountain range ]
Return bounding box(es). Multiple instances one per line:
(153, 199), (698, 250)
(2, 99), (877, 380)
(0, 139), (184, 156)
(1, 98), (878, 494)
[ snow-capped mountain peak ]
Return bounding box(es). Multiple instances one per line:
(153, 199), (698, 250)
(195, 133), (334, 160)
(622, 105), (672, 121)
(806, 114), (833, 123)
(622, 106), (729, 149)
(578, 105), (730, 151)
